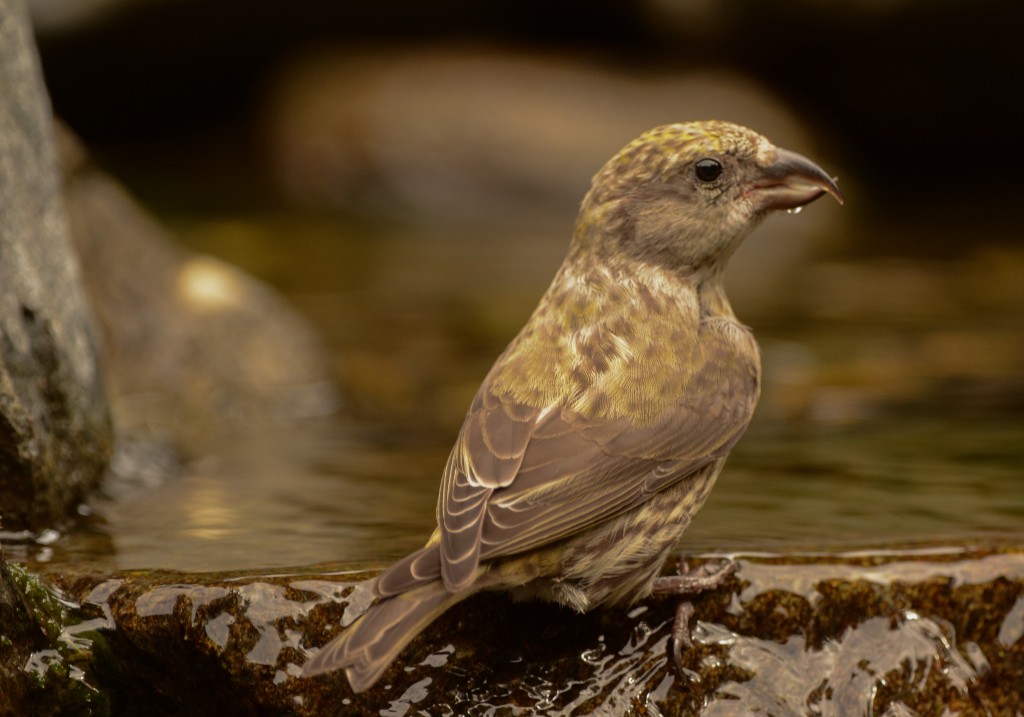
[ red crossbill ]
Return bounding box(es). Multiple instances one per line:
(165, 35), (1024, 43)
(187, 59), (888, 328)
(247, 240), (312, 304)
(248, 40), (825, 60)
(302, 120), (843, 692)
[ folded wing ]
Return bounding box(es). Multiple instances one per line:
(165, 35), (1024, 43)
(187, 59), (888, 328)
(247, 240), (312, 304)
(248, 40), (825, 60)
(375, 321), (759, 597)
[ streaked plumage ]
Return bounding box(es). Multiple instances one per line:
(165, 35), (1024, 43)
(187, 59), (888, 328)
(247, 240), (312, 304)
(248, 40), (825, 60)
(303, 120), (843, 692)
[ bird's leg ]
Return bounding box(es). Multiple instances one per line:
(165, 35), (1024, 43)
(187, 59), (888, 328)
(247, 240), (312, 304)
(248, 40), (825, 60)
(651, 556), (736, 595)
(650, 557), (737, 676)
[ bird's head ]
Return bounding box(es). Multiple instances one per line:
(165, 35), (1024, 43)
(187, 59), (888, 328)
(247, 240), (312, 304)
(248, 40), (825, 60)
(576, 120), (843, 274)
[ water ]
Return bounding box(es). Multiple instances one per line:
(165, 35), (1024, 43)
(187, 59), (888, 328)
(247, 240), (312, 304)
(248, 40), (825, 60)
(16, 410), (1020, 574)
(7, 210), (1022, 715)
(7, 212), (1021, 575)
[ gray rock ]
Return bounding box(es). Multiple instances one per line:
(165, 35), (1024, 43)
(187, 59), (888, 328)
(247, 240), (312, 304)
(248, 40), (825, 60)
(265, 50), (829, 221)
(263, 49), (846, 316)
(0, 0), (113, 531)
(57, 125), (336, 458)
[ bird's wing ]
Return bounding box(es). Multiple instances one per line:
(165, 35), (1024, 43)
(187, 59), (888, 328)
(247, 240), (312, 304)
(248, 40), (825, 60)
(427, 319), (759, 593)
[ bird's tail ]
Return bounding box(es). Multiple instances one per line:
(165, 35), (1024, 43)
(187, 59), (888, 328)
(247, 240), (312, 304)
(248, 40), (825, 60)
(301, 579), (469, 693)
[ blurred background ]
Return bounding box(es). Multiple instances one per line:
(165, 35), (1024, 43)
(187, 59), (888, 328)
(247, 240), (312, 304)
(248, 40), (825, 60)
(22, 0), (1024, 572)
(35, 0), (1023, 219)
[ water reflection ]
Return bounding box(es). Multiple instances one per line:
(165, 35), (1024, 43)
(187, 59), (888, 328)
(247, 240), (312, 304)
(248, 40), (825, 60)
(6, 215), (1022, 575)
(90, 418), (445, 571)
(60, 413), (1021, 573)
(0, 413), (1000, 575)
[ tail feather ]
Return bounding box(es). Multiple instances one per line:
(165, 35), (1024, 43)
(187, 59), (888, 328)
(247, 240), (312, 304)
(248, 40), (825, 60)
(302, 580), (469, 693)
(374, 542), (443, 597)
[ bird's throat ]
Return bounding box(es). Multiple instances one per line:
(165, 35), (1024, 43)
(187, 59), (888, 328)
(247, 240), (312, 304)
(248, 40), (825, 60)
(696, 274), (736, 321)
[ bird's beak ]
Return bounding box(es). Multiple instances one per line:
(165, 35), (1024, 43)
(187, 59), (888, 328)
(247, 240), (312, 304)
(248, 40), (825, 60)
(750, 147), (844, 212)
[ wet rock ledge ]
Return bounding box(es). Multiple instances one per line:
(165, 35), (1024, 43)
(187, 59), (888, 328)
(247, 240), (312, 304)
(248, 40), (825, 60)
(21, 545), (1023, 716)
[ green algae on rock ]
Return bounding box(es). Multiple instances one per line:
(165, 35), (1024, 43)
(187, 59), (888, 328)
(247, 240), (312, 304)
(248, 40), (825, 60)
(2, 557), (109, 716)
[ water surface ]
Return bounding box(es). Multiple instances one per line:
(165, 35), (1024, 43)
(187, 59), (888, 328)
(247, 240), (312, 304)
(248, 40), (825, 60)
(7, 214), (1023, 574)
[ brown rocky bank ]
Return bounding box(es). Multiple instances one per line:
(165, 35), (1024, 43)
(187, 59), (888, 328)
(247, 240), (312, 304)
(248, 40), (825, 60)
(30, 545), (1024, 716)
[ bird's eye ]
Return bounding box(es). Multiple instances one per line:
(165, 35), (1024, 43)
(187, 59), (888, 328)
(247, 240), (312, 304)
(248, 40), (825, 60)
(694, 158), (723, 183)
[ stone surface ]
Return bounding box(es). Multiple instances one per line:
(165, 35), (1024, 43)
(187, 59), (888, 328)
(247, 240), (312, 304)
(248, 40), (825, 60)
(263, 49), (847, 317)
(263, 50), (836, 219)
(39, 545), (1024, 716)
(0, 549), (109, 716)
(0, 0), (113, 531)
(56, 125), (336, 457)
(0, 552), (42, 716)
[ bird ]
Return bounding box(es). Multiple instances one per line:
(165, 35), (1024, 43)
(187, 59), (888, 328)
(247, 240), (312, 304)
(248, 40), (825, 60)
(302, 120), (843, 692)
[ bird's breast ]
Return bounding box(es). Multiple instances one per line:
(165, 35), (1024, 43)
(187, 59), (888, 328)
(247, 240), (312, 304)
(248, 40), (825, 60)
(489, 264), (759, 426)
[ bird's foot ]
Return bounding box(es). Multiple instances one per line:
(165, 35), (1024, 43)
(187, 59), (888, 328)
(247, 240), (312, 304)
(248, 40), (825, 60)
(650, 557), (737, 676)
(651, 557), (737, 597)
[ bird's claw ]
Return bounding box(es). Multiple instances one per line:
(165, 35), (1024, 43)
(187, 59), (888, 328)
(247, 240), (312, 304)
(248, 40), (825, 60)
(668, 601), (694, 675)
(650, 557), (737, 679)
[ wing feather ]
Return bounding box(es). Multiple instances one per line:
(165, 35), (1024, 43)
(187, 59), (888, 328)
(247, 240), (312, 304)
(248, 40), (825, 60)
(386, 310), (760, 596)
